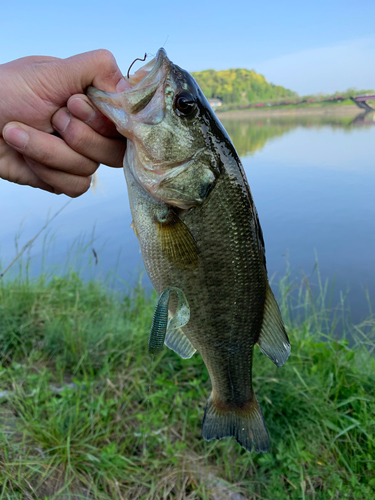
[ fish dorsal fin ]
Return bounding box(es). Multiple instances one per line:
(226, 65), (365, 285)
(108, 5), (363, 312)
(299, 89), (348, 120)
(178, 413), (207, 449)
(156, 209), (199, 270)
(165, 314), (196, 359)
(257, 285), (291, 367)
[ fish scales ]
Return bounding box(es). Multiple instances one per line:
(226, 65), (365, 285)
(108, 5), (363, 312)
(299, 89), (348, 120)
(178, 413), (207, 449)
(129, 150), (266, 402)
(87, 48), (291, 453)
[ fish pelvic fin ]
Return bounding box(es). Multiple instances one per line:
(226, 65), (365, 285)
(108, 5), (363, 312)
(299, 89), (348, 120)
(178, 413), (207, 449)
(257, 285), (291, 368)
(202, 395), (270, 453)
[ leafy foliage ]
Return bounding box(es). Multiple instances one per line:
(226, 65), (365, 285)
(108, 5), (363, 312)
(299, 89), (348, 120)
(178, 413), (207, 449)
(191, 68), (297, 105)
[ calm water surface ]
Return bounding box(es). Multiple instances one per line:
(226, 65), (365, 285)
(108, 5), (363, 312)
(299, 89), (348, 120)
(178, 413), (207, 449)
(1, 112), (374, 323)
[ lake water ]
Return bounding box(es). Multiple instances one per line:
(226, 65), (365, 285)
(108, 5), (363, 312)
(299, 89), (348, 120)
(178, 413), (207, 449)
(1, 111), (374, 324)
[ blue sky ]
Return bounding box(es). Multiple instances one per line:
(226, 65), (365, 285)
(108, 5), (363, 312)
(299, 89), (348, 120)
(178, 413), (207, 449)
(1, 0), (374, 95)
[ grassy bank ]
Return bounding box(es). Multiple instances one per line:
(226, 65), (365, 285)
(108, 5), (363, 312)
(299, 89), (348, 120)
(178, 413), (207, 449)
(216, 102), (365, 120)
(0, 268), (374, 499)
(217, 98), (357, 113)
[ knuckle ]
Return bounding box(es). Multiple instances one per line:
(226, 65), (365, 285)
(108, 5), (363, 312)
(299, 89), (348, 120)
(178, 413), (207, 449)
(66, 176), (91, 198)
(0, 156), (12, 183)
(63, 120), (95, 160)
(62, 123), (99, 174)
(86, 161), (99, 176)
(75, 158), (98, 178)
(35, 147), (54, 166)
(89, 117), (111, 137)
(64, 120), (86, 149)
(5, 165), (21, 184)
(94, 49), (116, 69)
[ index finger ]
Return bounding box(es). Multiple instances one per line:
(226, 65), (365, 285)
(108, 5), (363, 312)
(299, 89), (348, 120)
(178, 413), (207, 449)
(67, 94), (123, 138)
(61, 50), (127, 96)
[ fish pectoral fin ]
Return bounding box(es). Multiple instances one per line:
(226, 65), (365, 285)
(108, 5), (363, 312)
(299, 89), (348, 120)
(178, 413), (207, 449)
(156, 210), (199, 270)
(256, 285), (291, 368)
(202, 395), (270, 453)
(148, 287), (190, 356)
(165, 320), (196, 359)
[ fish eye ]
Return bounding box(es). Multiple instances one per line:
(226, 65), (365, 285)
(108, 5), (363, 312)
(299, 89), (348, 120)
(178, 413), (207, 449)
(174, 91), (197, 117)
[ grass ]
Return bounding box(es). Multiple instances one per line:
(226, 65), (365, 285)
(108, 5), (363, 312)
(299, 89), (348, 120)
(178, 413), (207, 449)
(0, 259), (374, 499)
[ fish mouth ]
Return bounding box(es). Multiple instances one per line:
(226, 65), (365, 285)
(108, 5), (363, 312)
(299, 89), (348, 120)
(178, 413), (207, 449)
(124, 48), (169, 90)
(87, 48), (170, 121)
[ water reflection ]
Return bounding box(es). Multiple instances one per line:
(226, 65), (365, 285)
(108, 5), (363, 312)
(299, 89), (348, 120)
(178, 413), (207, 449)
(220, 112), (372, 157)
(350, 111), (375, 127)
(0, 111), (374, 324)
(224, 113), (375, 325)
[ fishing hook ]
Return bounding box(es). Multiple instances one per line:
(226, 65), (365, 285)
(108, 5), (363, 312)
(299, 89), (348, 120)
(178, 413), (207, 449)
(127, 53), (147, 79)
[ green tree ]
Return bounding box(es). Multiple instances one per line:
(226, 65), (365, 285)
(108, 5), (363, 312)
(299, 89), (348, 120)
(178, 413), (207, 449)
(191, 68), (297, 106)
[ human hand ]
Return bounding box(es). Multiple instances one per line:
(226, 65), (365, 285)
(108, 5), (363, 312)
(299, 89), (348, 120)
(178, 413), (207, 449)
(0, 50), (127, 197)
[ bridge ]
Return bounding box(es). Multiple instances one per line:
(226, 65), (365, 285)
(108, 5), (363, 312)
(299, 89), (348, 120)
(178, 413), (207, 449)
(350, 95), (375, 112)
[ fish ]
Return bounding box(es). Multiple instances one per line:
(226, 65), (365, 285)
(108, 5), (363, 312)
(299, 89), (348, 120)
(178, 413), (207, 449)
(87, 48), (290, 453)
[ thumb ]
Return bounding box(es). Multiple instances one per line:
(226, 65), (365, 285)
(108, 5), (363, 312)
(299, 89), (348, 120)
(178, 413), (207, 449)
(61, 49), (127, 96)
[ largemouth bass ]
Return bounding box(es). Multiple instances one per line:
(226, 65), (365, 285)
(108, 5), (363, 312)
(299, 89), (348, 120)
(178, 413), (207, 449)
(87, 49), (290, 453)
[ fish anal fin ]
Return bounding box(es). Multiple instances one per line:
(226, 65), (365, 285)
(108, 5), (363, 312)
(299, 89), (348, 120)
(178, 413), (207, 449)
(165, 316), (196, 359)
(257, 285), (291, 368)
(156, 210), (199, 270)
(202, 395), (270, 453)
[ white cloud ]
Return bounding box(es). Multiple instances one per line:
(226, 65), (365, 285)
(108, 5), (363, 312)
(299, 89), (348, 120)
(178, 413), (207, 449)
(254, 36), (375, 95)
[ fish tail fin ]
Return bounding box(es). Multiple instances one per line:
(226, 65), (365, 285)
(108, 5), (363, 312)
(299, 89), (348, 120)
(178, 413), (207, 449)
(202, 395), (270, 453)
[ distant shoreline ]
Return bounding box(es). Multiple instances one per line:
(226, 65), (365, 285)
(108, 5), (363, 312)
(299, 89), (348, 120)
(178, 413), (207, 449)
(216, 104), (361, 119)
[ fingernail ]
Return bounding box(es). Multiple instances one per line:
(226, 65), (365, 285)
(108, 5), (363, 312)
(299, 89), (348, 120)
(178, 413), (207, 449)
(69, 98), (96, 123)
(3, 125), (29, 151)
(116, 77), (132, 92)
(53, 109), (71, 134)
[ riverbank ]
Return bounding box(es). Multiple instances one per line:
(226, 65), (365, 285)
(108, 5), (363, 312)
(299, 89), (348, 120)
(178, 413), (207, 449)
(0, 269), (374, 499)
(217, 104), (361, 119)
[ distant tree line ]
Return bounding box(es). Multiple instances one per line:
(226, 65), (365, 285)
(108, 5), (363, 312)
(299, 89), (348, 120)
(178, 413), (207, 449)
(302, 88), (375, 101)
(191, 67), (375, 107)
(191, 68), (297, 105)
